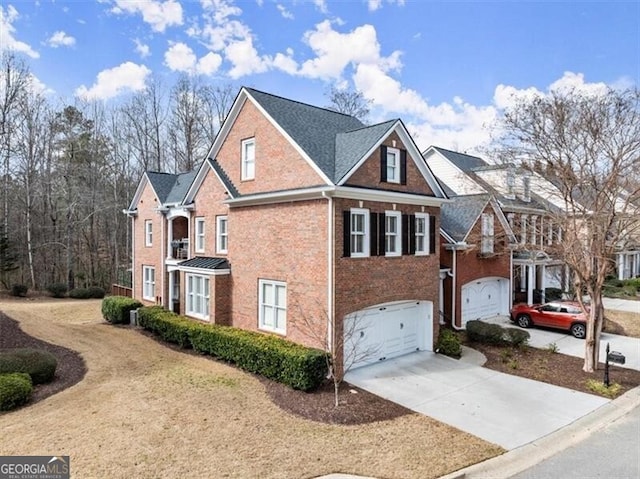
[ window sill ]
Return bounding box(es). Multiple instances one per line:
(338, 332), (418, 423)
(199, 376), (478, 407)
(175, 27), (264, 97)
(258, 326), (286, 336)
(186, 313), (210, 322)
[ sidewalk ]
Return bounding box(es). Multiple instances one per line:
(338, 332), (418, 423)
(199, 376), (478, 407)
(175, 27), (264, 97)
(603, 297), (639, 313)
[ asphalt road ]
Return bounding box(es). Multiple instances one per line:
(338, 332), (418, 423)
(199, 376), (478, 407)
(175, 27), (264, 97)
(510, 404), (640, 479)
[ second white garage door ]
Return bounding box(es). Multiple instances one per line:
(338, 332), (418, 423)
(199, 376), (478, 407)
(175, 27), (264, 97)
(344, 300), (433, 370)
(461, 277), (509, 326)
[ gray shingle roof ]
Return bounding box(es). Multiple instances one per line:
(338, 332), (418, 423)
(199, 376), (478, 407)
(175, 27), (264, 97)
(208, 158), (239, 197)
(179, 257), (230, 270)
(440, 194), (490, 242)
(146, 170), (198, 205)
(335, 120), (396, 181)
(432, 146), (487, 172)
(246, 88), (369, 183)
(146, 172), (177, 203)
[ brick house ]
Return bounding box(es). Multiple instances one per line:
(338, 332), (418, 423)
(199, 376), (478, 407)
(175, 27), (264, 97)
(125, 87), (448, 370)
(424, 146), (571, 309)
(439, 194), (515, 329)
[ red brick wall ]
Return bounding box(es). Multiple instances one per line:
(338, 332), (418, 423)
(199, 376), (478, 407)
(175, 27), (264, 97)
(227, 199), (329, 348)
(216, 99), (326, 195)
(333, 197), (441, 353)
(133, 181), (164, 306)
(344, 132), (435, 196)
(447, 206), (511, 328)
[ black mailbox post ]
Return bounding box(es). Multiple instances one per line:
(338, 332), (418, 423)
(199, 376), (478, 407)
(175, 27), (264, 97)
(604, 342), (626, 387)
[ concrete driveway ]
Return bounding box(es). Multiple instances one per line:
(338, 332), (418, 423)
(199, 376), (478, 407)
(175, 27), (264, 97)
(345, 350), (609, 450)
(487, 315), (640, 371)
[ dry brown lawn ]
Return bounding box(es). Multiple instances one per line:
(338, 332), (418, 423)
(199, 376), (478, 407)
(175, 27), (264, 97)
(606, 309), (640, 338)
(0, 299), (502, 479)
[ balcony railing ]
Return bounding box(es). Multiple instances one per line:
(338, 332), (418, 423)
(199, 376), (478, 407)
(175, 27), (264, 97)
(170, 239), (189, 260)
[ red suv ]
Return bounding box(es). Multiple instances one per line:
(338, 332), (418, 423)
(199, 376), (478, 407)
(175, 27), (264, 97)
(510, 301), (588, 338)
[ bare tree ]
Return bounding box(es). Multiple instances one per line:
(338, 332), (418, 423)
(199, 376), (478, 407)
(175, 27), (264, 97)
(200, 83), (235, 142)
(293, 303), (381, 407)
(325, 85), (371, 123)
(495, 87), (640, 372)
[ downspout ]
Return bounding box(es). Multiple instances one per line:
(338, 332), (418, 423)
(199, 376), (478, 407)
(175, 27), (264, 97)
(322, 191), (334, 354)
(160, 210), (165, 306)
(131, 215), (135, 298)
(451, 249), (460, 330)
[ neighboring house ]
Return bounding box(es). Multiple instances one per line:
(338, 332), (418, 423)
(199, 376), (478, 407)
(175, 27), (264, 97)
(125, 87), (448, 370)
(424, 146), (569, 306)
(439, 194), (515, 329)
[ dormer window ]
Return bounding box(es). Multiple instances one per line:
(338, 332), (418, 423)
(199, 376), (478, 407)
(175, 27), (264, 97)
(241, 138), (255, 181)
(380, 145), (406, 184)
(481, 213), (494, 254)
(522, 176), (531, 202)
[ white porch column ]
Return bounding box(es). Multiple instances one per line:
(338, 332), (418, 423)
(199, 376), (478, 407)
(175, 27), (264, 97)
(527, 264), (535, 305)
(167, 219), (174, 260)
(438, 270), (448, 325)
(520, 265), (526, 291)
(168, 270), (174, 308)
(564, 265), (571, 293)
(617, 253), (625, 280)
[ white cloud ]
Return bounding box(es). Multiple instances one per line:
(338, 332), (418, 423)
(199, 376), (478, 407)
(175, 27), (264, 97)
(299, 21), (401, 80)
(276, 4), (294, 20)
(47, 31), (76, 48)
(134, 38), (150, 58)
(548, 71), (609, 96)
(75, 62), (151, 100)
(313, 0), (328, 14)
(367, 0), (405, 12)
(272, 48), (298, 75)
(110, 0), (182, 32)
(0, 5), (39, 58)
(164, 42), (222, 75)
(226, 37), (269, 78)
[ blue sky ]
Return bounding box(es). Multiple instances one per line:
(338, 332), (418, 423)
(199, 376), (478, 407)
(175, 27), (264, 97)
(1, 0), (638, 152)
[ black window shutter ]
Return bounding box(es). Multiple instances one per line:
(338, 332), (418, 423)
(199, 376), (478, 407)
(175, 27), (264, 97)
(429, 214), (436, 254)
(409, 214), (416, 254)
(369, 212), (378, 256)
(400, 150), (407, 185)
(377, 212), (386, 256)
(402, 214), (410, 255)
(380, 145), (388, 182)
(343, 211), (351, 257)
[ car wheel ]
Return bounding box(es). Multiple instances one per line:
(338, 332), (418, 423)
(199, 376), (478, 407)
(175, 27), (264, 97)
(516, 314), (532, 328)
(571, 323), (586, 339)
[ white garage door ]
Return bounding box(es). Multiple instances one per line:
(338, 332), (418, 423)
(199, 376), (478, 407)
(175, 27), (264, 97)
(344, 301), (433, 370)
(461, 277), (509, 326)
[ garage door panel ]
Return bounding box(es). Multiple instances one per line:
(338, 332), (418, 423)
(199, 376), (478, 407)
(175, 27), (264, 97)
(461, 277), (509, 325)
(345, 301), (432, 370)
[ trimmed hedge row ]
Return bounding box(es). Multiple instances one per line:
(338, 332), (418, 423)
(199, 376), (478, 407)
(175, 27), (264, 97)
(0, 373), (32, 411)
(0, 348), (57, 385)
(101, 296), (143, 324)
(137, 306), (328, 391)
(466, 320), (530, 347)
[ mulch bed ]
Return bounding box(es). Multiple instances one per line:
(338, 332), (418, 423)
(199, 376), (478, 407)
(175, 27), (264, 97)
(0, 312), (87, 405)
(472, 341), (640, 397)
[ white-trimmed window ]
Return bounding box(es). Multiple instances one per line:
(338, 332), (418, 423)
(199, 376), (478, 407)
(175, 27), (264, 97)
(186, 274), (210, 320)
(241, 138), (255, 181)
(216, 216), (228, 254)
(195, 218), (205, 253)
(145, 220), (153, 246)
(385, 210), (402, 256)
(350, 208), (369, 257)
(142, 266), (155, 301)
(259, 279), (286, 334)
(481, 213), (495, 254)
(415, 213), (429, 255)
(386, 147), (400, 183)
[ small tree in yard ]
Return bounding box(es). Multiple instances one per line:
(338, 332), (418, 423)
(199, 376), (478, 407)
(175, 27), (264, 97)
(495, 87), (640, 373)
(293, 304), (381, 407)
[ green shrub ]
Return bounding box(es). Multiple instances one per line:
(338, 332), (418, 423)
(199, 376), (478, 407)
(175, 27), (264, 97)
(0, 373), (32, 411)
(88, 286), (106, 299)
(586, 379), (621, 398)
(137, 306), (328, 391)
(622, 284), (638, 297)
(466, 320), (505, 345)
(10, 284), (28, 297)
(624, 278), (640, 290)
(101, 296), (143, 325)
(466, 320), (529, 347)
(46, 283), (68, 298)
(68, 288), (92, 299)
(605, 278), (624, 288)
(544, 287), (563, 302)
(0, 348), (57, 384)
(436, 328), (462, 358)
(503, 327), (530, 347)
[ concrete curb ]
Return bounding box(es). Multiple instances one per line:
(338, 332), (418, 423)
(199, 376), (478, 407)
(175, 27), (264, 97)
(437, 385), (640, 479)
